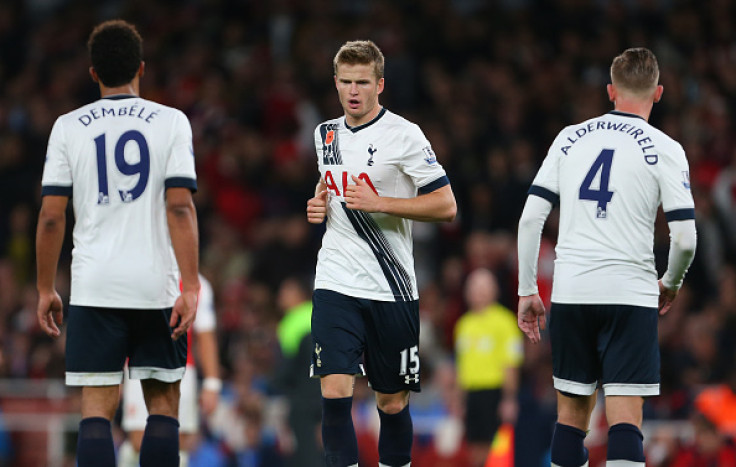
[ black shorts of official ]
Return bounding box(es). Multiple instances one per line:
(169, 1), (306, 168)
(65, 305), (187, 387)
(464, 388), (502, 443)
(549, 303), (660, 397)
(310, 289), (421, 394)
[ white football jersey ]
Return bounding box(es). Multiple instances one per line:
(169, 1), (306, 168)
(41, 95), (197, 309)
(530, 110), (695, 307)
(313, 108), (448, 302)
(193, 274), (215, 333)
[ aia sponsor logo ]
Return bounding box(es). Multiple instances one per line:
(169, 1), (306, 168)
(323, 170), (377, 197)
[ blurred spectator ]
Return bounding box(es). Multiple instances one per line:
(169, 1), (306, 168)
(272, 277), (322, 467)
(454, 268), (523, 467)
(693, 368), (736, 438)
(669, 413), (736, 467)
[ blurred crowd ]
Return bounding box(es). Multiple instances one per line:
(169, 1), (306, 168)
(1, 0), (736, 465)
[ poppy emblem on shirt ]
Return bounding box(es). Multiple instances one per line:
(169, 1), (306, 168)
(320, 124), (342, 165)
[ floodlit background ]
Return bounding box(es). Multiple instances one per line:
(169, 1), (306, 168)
(0, 0), (735, 465)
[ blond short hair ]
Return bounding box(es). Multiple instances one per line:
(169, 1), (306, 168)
(610, 47), (660, 96)
(333, 40), (385, 79)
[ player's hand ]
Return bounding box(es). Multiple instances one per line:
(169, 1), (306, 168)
(658, 280), (678, 316)
(345, 175), (381, 212)
(307, 190), (329, 224)
(170, 290), (198, 340)
(518, 294), (546, 344)
(200, 388), (220, 416)
(37, 289), (64, 337)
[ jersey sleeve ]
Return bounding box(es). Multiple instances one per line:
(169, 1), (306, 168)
(400, 124), (449, 194)
(313, 125), (323, 169)
(527, 130), (567, 205)
(41, 117), (73, 197)
(658, 143), (695, 221)
(193, 276), (216, 332)
(164, 111), (197, 192)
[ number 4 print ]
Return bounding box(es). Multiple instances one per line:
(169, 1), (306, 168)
(579, 149), (614, 219)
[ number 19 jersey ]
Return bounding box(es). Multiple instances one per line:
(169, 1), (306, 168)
(41, 95), (197, 309)
(529, 111), (695, 307)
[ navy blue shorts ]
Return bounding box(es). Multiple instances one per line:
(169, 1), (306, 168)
(549, 303), (660, 397)
(311, 289), (421, 394)
(65, 305), (187, 386)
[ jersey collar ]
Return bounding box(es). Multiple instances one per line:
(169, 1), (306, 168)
(101, 94), (138, 100)
(344, 107), (387, 133)
(607, 110), (645, 121)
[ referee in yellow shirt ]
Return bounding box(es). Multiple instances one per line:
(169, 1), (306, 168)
(454, 268), (524, 467)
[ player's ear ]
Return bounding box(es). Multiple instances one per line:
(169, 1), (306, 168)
(653, 84), (663, 103)
(89, 67), (99, 83)
(138, 61), (145, 78)
(606, 83), (616, 102)
(377, 77), (385, 95)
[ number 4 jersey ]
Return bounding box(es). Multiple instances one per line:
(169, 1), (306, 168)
(41, 95), (197, 309)
(528, 110), (695, 307)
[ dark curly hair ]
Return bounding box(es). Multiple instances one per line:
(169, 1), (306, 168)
(87, 20), (143, 87)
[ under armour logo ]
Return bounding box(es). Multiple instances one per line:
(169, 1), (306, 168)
(315, 344), (323, 368)
(405, 374), (419, 384)
(367, 144), (377, 166)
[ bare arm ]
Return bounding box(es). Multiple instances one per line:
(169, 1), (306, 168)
(196, 329), (221, 415)
(499, 366), (520, 424)
(35, 195), (68, 337)
(344, 176), (456, 222)
(166, 187), (200, 340)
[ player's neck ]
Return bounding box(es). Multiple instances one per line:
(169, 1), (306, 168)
(345, 104), (382, 128)
(99, 81), (139, 98)
(613, 101), (653, 122)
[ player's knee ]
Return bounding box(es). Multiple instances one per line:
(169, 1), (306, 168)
(605, 395), (643, 428)
(320, 375), (354, 399)
(377, 401), (405, 414)
(376, 392), (409, 414)
(81, 386), (121, 420)
(321, 384), (353, 399)
(141, 380), (180, 417)
(557, 393), (595, 430)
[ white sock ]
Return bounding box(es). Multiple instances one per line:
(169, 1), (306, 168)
(179, 451), (189, 467)
(117, 440), (139, 467)
(606, 462), (644, 467)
